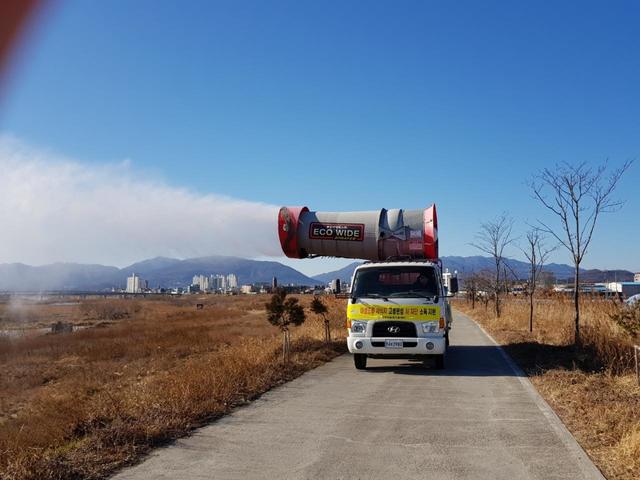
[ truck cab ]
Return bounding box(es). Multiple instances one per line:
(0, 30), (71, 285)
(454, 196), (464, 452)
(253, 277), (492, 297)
(346, 260), (455, 370)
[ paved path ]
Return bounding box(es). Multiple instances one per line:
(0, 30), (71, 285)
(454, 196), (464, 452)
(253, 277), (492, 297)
(113, 311), (604, 480)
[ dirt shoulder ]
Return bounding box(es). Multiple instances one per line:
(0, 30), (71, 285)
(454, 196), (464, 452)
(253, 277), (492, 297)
(454, 300), (640, 480)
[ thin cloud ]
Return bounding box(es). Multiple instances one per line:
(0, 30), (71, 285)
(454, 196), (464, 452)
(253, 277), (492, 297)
(0, 136), (282, 266)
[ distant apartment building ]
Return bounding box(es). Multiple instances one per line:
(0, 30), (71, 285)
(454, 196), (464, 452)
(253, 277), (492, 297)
(227, 273), (238, 289)
(209, 274), (227, 291)
(192, 274), (210, 291)
(126, 273), (143, 294)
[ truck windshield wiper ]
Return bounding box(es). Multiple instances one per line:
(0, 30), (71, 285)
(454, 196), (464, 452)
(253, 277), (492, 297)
(358, 293), (389, 301)
(389, 291), (437, 300)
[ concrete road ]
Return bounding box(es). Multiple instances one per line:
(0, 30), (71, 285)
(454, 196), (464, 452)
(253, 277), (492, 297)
(113, 311), (604, 480)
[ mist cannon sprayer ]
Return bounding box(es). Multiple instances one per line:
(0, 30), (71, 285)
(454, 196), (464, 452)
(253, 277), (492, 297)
(277, 204), (438, 261)
(276, 203), (457, 371)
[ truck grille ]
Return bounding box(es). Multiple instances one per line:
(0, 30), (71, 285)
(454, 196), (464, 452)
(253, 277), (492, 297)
(372, 321), (417, 337)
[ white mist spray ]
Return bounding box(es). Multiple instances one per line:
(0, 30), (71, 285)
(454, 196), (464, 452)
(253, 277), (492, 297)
(0, 136), (281, 266)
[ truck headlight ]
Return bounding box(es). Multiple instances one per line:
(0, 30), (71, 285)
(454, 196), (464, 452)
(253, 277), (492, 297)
(350, 321), (367, 334)
(421, 321), (439, 333)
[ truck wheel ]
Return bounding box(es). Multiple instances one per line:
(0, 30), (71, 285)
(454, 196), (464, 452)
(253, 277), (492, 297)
(354, 354), (367, 370)
(435, 354), (445, 370)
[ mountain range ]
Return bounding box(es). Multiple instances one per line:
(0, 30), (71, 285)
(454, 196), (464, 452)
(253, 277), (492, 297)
(313, 256), (636, 285)
(0, 256), (317, 292)
(0, 255), (634, 292)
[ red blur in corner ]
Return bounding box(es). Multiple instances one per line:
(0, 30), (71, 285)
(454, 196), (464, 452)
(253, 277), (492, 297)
(0, 0), (41, 78)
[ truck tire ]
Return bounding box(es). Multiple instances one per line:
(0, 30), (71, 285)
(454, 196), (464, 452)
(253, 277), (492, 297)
(435, 354), (445, 370)
(354, 354), (367, 370)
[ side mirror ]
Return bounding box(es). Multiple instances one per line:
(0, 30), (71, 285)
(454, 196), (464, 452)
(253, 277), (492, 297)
(449, 277), (459, 294)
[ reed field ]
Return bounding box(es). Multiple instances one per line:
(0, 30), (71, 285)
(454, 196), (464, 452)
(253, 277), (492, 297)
(454, 295), (640, 480)
(3, 292), (638, 479)
(0, 294), (348, 480)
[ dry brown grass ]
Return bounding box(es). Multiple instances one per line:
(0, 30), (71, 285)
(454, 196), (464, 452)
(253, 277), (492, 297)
(454, 295), (640, 480)
(0, 294), (348, 480)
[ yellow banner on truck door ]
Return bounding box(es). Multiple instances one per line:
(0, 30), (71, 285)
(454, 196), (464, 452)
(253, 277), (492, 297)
(347, 304), (440, 321)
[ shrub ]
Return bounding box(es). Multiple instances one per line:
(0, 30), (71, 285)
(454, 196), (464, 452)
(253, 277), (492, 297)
(609, 303), (640, 338)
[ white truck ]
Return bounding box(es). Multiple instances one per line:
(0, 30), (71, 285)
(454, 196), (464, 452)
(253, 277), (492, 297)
(277, 203), (456, 369)
(347, 259), (456, 370)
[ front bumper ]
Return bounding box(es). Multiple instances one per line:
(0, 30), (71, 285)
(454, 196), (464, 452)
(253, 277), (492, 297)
(347, 336), (446, 355)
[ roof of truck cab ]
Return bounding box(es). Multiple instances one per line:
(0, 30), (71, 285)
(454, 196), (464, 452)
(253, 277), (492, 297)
(355, 260), (439, 270)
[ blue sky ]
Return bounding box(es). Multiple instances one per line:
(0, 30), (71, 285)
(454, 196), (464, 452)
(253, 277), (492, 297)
(0, 0), (638, 275)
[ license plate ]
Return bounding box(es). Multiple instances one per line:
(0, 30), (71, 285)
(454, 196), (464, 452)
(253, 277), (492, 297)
(384, 339), (403, 349)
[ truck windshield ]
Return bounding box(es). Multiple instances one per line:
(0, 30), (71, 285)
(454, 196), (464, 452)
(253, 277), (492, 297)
(352, 266), (439, 299)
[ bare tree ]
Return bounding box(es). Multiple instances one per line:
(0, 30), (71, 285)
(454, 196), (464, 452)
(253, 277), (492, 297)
(464, 273), (480, 309)
(530, 160), (632, 344)
(519, 229), (555, 332)
(266, 288), (306, 362)
(476, 270), (494, 311)
(470, 214), (515, 317)
(501, 262), (522, 294)
(310, 296), (330, 343)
